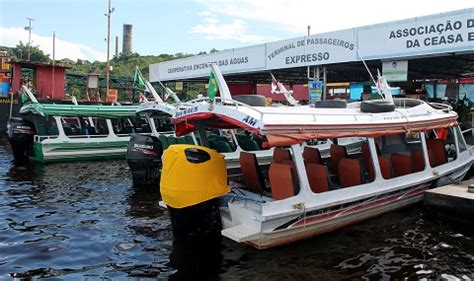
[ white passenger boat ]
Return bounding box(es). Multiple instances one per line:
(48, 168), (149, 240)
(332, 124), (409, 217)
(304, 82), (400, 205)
(164, 94), (473, 249)
(127, 66), (364, 183)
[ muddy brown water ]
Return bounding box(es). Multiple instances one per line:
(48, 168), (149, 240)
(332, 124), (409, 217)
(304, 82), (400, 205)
(0, 137), (472, 280)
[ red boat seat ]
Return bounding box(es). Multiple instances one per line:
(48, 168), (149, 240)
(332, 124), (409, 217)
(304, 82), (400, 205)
(330, 144), (347, 175)
(368, 155), (392, 180)
(239, 151), (265, 193)
(306, 163), (330, 193)
(269, 163), (299, 200)
(303, 146), (322, 164)
(273, 147), (291, 164)
(391, 153), (413, 177)
(378, 156), (392, 180)
(338, 158), (362, 188)
(411, 148), (425, 172)
(426, 139), (447, 166)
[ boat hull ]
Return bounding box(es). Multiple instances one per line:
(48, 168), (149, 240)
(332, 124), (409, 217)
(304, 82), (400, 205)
(31, 139), (129, 163)
(248, 186), (427, 249)
(224, 161), (472, 249)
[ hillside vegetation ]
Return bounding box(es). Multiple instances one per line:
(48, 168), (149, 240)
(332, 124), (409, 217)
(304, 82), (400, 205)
(1, 42), (217, 79)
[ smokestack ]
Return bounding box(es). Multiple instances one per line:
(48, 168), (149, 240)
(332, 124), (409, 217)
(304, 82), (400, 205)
(122, 24), (132, 54)
(115, 36), (119, 57)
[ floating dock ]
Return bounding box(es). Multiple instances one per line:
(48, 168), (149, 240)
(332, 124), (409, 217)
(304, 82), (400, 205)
(424, 179), (474, 217)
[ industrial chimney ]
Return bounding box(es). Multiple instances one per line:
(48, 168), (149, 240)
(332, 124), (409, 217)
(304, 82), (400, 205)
(122, 24), (132, 54)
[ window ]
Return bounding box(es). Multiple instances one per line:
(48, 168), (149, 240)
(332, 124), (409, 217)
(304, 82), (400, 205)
(378, 133), (424, 178)
(111, 118), (135, 135)
(61, 117), (81, 136)
(425, 128), (456, 167)
(130, 117), (151, 134)
(454, 126), (467, 153)
(89, 117), (109, 136)
(153, 117), (173, 133)
(34, 116), (59, 138)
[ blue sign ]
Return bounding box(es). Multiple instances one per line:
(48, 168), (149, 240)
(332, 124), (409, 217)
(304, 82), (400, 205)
(308, 80), (323, 103)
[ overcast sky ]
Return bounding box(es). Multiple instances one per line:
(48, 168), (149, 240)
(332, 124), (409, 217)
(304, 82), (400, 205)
(0, 0), (472, 61)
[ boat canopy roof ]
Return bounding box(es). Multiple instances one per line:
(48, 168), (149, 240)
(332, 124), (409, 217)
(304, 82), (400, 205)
(20, 102), (140, 119)
(171, 98), (458, 147)
(136, 101), (177, 117)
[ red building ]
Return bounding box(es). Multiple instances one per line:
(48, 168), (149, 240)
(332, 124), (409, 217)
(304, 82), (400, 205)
(9, 61), (68, 100)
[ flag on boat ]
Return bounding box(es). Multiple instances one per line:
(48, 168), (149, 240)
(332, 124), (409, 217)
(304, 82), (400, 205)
(163, 87), (170, 101)
(376, 70), (394, 103)
(21, 88), (29, 103)
(270, 73), (278, 94)
(208, 68), (219, 101)
(134, 66), (146, 88)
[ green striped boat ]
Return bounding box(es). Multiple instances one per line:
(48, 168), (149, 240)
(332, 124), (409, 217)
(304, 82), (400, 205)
(8, 88), (143, 163)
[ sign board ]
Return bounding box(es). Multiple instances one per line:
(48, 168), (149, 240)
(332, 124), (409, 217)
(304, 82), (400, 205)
(357, 9), (474, 59)
(383, 60), (408, 81)
(150, 45), (266, 81)
(266, 29), (357, 70)
(308, 80), (323, 103)
(149, 9), (474, 82)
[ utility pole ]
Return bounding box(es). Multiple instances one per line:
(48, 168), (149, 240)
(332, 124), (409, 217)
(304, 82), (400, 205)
(25, 17), (35, 61)
(52, 32), (56, 99)
(105, 0), (114, 101)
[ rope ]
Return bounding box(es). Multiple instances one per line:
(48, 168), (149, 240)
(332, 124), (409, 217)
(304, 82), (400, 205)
(223, 193), (266, 204)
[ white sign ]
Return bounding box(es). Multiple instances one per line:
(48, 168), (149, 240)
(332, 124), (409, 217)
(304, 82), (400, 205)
(383, 60), (408, 81)
(150, 45), (266, 81)
(150, 9), (474, 82)
(358, 9), (474, 59)
(266, 29), (357, 69)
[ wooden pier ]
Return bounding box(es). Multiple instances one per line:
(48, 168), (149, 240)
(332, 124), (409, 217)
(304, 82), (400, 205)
(424, 178), (474, 217)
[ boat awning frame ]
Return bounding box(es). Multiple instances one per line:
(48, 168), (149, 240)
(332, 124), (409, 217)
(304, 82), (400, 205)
(20, 102), (140, 119)
(172, 98), (458, 147)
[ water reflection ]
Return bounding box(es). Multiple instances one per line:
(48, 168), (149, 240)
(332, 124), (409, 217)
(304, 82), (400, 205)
(168, 236), (223, 280)
(0, 136), (473, 279)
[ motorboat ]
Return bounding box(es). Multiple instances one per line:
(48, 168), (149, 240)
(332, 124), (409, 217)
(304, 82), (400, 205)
(7, 86), (141, 163)
(163, 91), (473, 249)
(126, 65), (364, 184)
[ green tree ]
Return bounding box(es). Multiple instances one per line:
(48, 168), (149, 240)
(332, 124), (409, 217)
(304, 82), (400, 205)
(12, 41), (50, 62)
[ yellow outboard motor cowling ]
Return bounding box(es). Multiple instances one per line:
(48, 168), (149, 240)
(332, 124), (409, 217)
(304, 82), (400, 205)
(160, 144), (229, 239)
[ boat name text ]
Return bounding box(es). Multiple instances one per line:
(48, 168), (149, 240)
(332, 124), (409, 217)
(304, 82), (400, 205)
(242, 115), (257, 127)
(175, 106), (198, 117)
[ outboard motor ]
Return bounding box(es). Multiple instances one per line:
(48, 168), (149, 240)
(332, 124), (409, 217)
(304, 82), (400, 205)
(7, 117), (35, 163)
(161, 145), (229, 240)
(127, 134), (163, 185)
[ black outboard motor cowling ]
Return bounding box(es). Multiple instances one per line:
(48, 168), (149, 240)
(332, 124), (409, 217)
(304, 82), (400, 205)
(127, 134), (163, 185)
(7, 117), (35, 163)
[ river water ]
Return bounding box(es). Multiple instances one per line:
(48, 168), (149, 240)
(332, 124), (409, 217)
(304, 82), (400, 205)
(0, 137), (473, 280)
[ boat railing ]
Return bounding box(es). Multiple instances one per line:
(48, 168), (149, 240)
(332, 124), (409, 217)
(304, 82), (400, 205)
(34, 133), (136, 142)
(35, 135), (59, 142)
(67, 134), (120, 139)
(428, 102), (452, 111)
